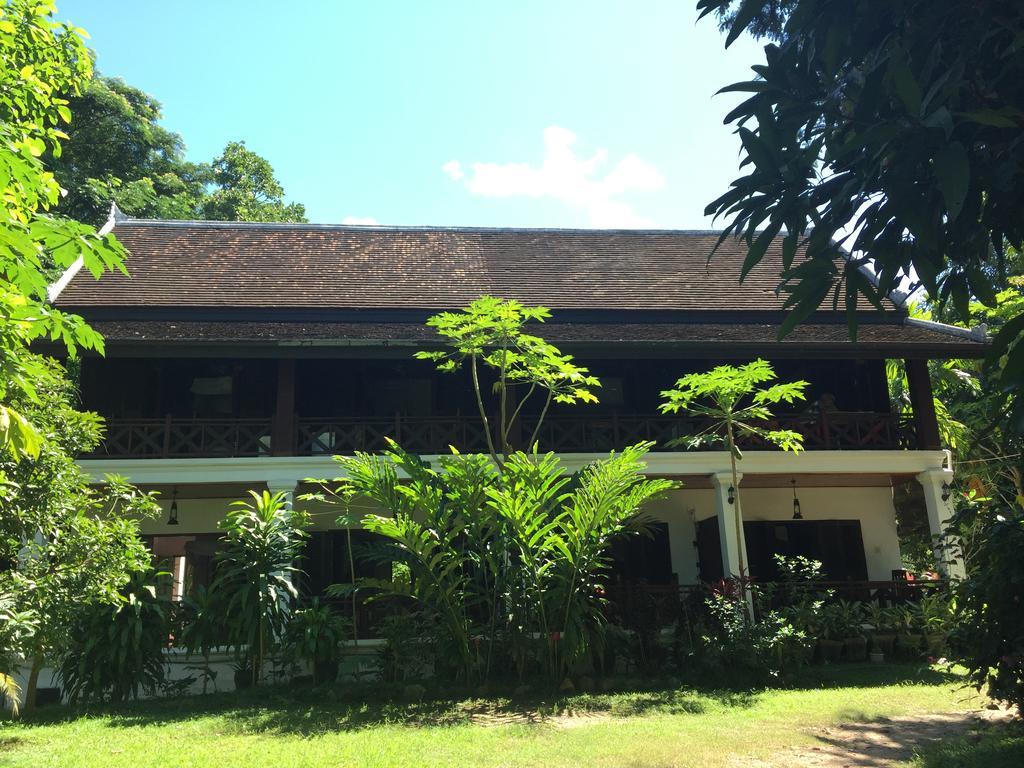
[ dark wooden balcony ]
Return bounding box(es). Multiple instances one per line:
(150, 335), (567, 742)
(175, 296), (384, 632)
(87, 411), (917, 459)
(94, 416), (274, 458)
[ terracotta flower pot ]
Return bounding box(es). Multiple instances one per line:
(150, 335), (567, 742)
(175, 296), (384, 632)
(896, 633), (923, 660)
(233, 668), (254, 690)
(843, 636), (869, 662)
(818, 639), (844, 664)
(871, 634), (896, 656)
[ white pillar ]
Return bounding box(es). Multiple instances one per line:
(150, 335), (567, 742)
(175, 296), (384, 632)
(266, 479), (297, 510)
(916, 468), (965, 579)
(710, 471), (747, 579)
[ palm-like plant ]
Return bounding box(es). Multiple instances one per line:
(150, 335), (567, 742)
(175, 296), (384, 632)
(659, 360), (808, 589)
(528, 445), (675, 677)
(320, 440), (676, 683)
(212, 490), (309, 686)
(57, 570), (170, 704)
(178, 585), (222, 694)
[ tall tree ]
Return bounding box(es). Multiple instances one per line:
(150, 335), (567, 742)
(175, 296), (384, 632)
(415, 296), (599, 468)
(199, 141), (307, 223)
(51, 78), (306, 224)
(0, 0), (129, 466)
(697, 0), (1024, 430)
(48, 76), (210, 224)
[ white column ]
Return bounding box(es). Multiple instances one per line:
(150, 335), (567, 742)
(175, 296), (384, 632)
(916, 468), (965, 579)
(710, 471), (747, 579)
(266, 479), (297, 509)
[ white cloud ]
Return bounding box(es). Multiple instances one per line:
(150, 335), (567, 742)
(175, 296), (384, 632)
(444, 126), (665, 228)
(441, 160), (464, 181)
(342, 215), (379, 225)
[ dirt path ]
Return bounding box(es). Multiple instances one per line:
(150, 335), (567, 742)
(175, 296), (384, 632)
(739, 709), (1013, 767)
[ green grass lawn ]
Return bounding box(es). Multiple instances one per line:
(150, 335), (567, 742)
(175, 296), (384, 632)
(0, 665), (1016, 768)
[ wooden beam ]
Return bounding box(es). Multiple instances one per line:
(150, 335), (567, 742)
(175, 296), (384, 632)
(271, 359), (296, 455)
(905, 359), (941, 450)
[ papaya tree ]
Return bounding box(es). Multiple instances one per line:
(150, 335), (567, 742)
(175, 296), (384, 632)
(659, 359), (808, 588)
(415, 296), (600, 468)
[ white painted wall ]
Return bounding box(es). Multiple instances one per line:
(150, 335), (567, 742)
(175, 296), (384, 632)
(144, 484), (902, 584)
(641, 485), (902, 583)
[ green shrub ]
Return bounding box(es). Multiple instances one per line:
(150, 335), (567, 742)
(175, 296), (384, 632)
(284, 599), (350, 684)
(696, 582), (812, 678)
(57, 571), (169, 703)
(376, 612), (439, 684)
(212, 490), (309, 687)
(949, 508), (1024, 714)
(317, 442), (675, 685)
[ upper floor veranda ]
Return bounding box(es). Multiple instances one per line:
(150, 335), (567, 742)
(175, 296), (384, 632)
(79, 353), (937, 460)
(52, 216), (989, 462)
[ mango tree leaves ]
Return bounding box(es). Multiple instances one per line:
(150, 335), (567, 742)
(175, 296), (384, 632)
(699, 0), (1024, 425)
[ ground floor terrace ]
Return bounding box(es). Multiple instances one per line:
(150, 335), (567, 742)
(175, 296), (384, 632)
(7, 447), (958, 705)
(80, 447), (960, 628)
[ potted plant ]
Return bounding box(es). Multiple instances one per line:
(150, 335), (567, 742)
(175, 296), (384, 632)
(285, 599), (350, 685)
(781, 598), (823, 666)
(915, 593), (952, 656)
(232, 657), (254, 690)
(836, 600), (868, 661)
(816, 604), (844, 663)
(866, 604), (898, 660)
(894, 606), (923, 659)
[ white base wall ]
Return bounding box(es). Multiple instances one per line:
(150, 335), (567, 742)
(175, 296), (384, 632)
(4, 644), (385, 710)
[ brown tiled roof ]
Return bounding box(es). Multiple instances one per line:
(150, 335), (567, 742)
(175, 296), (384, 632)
(56, 219), (886, 311)
(53, 218), (988, 356)
(85, 318), (987, 358)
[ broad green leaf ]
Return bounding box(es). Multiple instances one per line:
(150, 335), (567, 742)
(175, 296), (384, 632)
(933, 142), (970, 221)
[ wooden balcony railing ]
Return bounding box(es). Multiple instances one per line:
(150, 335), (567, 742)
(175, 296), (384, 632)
(88, 411), (916, 459)
(92, 417), (273, 459)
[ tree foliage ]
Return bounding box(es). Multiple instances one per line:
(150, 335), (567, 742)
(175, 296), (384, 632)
(416, 296), (600, 466)
(46, 76), (209, 224)
(0, 0), (130, 462)
(198, 141), (306, 223)
(659, 359), (809, 457)
(698, 0), (1024, 428)
(49, 77), (306, 224)
(660, 359), (808, 585)
(949, 497), (1024, 716)
(0, 357), (159, 711)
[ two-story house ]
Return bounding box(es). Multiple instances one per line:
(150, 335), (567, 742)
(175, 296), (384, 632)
(51, 212), (987, 616)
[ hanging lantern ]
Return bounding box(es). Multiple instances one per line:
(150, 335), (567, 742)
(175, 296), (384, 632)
(168, 487), (180, 526)
(791, 478), (803, 520)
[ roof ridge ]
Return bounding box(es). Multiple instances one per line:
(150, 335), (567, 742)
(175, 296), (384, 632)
(111, 216), (735, 236)
(904, 316), (988, 342)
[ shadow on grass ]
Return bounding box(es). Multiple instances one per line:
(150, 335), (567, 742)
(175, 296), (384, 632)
(14, 662), (958, 738)
(782, 662), (962, 691)
(801, 713), (1024, 768)
(914, 719), (1024, 768)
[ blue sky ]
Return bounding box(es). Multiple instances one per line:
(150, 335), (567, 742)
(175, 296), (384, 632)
(59, 1), (767, 229)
